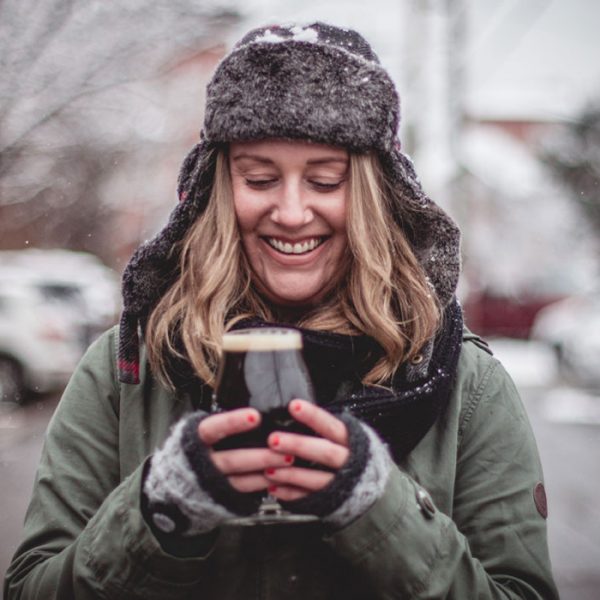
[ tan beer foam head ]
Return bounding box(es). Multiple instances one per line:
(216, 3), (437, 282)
(222, 328), (302, 352)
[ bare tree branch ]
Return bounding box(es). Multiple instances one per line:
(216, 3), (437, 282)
(540, 103), (600, 245)
(0, 0), (241, 259)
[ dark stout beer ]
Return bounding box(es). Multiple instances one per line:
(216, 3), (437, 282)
(213, 328), (316, 451)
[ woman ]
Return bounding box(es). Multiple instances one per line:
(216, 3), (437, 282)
(5, 23), (558, 599)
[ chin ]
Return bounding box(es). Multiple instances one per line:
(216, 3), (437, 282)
(262, 283), (328, 308)
(255, 271), (340, 309)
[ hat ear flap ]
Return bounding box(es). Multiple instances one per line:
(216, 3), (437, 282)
(177, 142), (203, 203)
(381, 146), (461, 308)
(118, 311), (141, 384)
(119, 140), (218, 379)
(121, 141), (217, 313)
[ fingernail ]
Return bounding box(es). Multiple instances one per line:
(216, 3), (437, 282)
(284, 455), (294, 464)
(246, 413), (257, 424)
(268, 485), (277, 493)
(291, 400), (302, 413)
(271, 434), (280, 447)
(266, 468), (276, 475)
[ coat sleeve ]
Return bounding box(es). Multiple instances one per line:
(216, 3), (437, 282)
(3, 329), (216, 600)
(324, 352), (559, 599)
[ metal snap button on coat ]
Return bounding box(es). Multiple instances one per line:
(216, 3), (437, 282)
(416, 488), (436, 518)
(410, 353), (424, 365)
(152, 512), (176, 533)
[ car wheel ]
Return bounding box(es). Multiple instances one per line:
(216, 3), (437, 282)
(0, 358), (24, 404)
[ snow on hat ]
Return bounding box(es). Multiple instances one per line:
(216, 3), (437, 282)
(118, 22), (461, 384)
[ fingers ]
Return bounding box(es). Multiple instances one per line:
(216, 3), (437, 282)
(228, 466), (335, 497)
(211, 447), (293, 475)
(288, 399), (348, 446)
(264, 466), (334, 492)
(219, 450), (292, 494)
(228, 473), (270, 493)
(227, 475), (308, 498)
(195, 403), (350, 500)
(198, 408), (261, 446)
(268, 431), (349, 470)
(278, 400), (349, 470)
(267, 484), (309, 502)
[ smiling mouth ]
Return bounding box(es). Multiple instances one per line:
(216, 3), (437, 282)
(264, 237), (327, 255)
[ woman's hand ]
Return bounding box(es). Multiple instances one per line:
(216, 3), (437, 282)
(145, 403), (383, 535)
(197, 408), (293, 494)
(264, 399), (350, 501)
(197, 400), (350, 500)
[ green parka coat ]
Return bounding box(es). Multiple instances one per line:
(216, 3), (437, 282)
(4, 326), (559, 599)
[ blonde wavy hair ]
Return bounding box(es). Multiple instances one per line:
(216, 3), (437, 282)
(146, 148), (440, 388)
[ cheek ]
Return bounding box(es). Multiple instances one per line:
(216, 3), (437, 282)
(327, 197), (347, 234)
(232, 189), (258, 233)
(233, 198), (264, 263)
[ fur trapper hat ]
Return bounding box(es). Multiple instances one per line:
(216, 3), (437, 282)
(118, 22), (461, 384)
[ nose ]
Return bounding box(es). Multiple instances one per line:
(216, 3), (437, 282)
(270, 180), (313, 228)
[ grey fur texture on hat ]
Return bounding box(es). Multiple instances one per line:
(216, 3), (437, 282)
(118, 22), (461, 384)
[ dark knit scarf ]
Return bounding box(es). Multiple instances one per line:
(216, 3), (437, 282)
(298, 298), (463, 461)
(332, 298), (464, 461)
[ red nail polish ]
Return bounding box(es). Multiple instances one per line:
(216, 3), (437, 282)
(284, 455), (294, 464)
(268, 485), (277, 494)
(266, 468), (276, 476)
(247, 413), (257, 424)
(271, 434), (280, 447)
(292, 401), (302, 413)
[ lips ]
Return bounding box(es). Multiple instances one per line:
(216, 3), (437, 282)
(264, 236), (326, 255)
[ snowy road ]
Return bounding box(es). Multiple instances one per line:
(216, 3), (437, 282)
(525, 387), (600, 599)
(1, 344), (599, 598)
(0, 394), (59, 598)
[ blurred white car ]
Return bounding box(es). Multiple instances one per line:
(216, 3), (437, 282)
(531, 294), (600, 388)
(0, 281), (82, 402)
(0, 250), (121, 403)
(0, 250), (121, 346)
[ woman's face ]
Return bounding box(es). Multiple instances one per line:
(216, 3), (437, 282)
(229, 139), (349, 307)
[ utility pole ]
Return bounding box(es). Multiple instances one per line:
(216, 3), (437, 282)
(400, 0), (466, 217)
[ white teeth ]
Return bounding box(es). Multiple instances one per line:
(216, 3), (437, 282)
(267, 237), (323, 254)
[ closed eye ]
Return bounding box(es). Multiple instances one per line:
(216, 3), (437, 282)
(244, 178), (277, 189)
(310, 180), (345, 192)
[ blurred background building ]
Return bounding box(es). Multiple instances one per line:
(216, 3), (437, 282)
(1, 1), (599, 598)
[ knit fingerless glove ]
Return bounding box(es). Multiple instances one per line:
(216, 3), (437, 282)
(142, 410), (392, 537)
(143, 411), (263, 537)
(280, 411), (393, 528)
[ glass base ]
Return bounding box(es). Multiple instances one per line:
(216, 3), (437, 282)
(227, 496), (318, 527)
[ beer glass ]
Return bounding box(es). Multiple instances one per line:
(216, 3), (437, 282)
(212, 327), (319, 524)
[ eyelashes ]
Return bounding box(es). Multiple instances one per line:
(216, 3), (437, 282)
(244, 178), (276, 188)
(311, 181), (344, 191)
(243, 178), (345, 192)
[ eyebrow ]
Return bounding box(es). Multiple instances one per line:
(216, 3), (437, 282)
(231, 153), (348, 166)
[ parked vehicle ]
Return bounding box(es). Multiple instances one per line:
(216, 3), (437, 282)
(0, 250), (121, 346)
(531, 294), (600, 388)
(463, 291), (565, 339)
(0, 250), (121, 403)
(0, 280), (81, 402)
